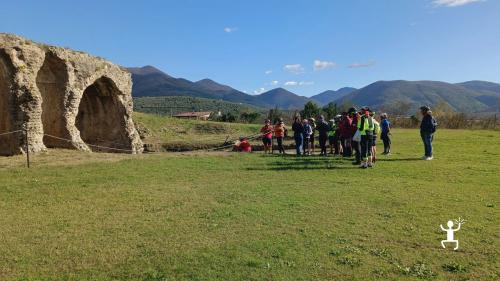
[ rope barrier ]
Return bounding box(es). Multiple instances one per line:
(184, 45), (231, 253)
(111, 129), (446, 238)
(6, 129), (273, 154)
(0, 130), (23, 137)
(43, 134), (138, 153)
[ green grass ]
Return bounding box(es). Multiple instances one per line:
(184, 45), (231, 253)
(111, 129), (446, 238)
(0, 129), (499, 280)
(134, 112), (261, 150)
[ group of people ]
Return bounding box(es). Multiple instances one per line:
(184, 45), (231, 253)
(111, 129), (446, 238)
(287, 107), (392, 168)
(252, 107), (392, 169)
(235, 105), (437, 167)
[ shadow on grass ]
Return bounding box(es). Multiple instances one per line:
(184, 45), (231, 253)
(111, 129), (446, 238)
(248, 154), (360, 171)
(376, 157), (422, 162)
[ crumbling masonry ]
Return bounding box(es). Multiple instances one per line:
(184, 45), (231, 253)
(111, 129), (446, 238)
(0, 34), (143, 155)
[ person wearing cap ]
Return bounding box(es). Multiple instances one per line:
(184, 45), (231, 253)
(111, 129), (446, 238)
(350, 108), (362, 165)
(308, 118), (317, 155)
(370, 111), (380, 163)
(380, 113), (392, 154)
(303, 119), (313, 155)
(274, 119), (287, 154)
(316, 115), (330, 156)
(292, 116), (304, 155)
(357, 107), (375, 168)
(339, 111), (352, 157)
(420, 106), (438, 160)
(260, 119), (274, 154)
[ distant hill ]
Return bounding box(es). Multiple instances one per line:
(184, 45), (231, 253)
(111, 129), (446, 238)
(128, 66), (500, 113)
(128, 66), (308, 109)
(457, 80), (500, 94)
(456, 81), (500, 112)
(310, 87), (357, 105)
(337, 80), (500, 113)
(255, 88), (311, 109)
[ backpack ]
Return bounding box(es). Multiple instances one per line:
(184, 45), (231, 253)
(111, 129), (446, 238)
(431, 117), (438, 133)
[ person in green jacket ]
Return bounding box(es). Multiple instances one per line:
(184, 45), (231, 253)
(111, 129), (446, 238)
(357, 107), (375, 169)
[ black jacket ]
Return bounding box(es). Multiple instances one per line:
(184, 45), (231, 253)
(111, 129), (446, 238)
(420, 114), (436, 133)
(316, 120), (330, 137)
(292, 122), (304, 135)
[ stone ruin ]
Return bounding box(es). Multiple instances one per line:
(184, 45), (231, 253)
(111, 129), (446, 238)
(0, 34), (143, 155)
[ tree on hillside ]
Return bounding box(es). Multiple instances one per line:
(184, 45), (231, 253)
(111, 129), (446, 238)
(267, 106), (282, 124)
(217, 112), (237, 123)
(322, 102), (338, 120)
(338, 100), (355, 113)
(301, 101), (321, 119)
(240, 112), (261, 124)
(387, 101), (412, 116)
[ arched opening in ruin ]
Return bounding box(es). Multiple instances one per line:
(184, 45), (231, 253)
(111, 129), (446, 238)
(36, 52), (70, 148)
(76, 77), (129, 152)
(0, 50), (18, 156)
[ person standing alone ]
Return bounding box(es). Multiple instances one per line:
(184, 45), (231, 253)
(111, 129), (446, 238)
(380, 113), (392, 155)
(420, 106), (437, 160)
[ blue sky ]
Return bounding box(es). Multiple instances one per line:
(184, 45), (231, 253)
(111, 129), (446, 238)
(2, 0), (499, 96)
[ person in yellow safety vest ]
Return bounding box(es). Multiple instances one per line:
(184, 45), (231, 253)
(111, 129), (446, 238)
(370, 111), (381, 163)
(357, 107), (375, 169)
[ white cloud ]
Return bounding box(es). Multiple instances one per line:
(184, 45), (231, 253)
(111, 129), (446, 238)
(283, 64), (304, 74)
(270, 80), (279, 86)
(253, 88), (266, 94)
(265, 70), (273, 75)
(299, 81), (315, 86)
(432, 0), (484, 7)
(348, 61), (376, 69)
(284, 81), (314, 86)
(224, 27), (238, 33)
(314, 60), (336, 71)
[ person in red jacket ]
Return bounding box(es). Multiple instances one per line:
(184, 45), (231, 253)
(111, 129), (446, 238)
(339, 111), (352, 157)
(260, 119), (274, 154)
(234, 137), (252, 152)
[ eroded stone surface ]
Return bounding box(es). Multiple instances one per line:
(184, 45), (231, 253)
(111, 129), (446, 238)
(0, 33), (143, 155)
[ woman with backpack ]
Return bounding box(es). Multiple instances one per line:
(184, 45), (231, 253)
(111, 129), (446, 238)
(420, 106), (437, 160)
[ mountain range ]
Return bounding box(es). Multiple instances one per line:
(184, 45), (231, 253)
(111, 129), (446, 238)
(128, 66), (500, 113)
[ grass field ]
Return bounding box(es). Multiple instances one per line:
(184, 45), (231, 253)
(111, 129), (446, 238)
(0, 129), (499, 280)
(134, 112), (261, 151)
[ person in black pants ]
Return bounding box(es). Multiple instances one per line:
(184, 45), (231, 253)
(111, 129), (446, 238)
(316, 115), (330, 156)
(292, 116), (304, 155)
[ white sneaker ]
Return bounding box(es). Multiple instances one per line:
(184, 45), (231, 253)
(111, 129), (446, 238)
(425, 156), (433, 161)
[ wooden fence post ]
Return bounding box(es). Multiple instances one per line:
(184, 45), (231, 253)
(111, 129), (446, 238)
(23, 124), (30, 168)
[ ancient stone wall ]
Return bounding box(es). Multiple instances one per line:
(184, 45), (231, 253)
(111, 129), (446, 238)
(0, 34), (143, 155)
